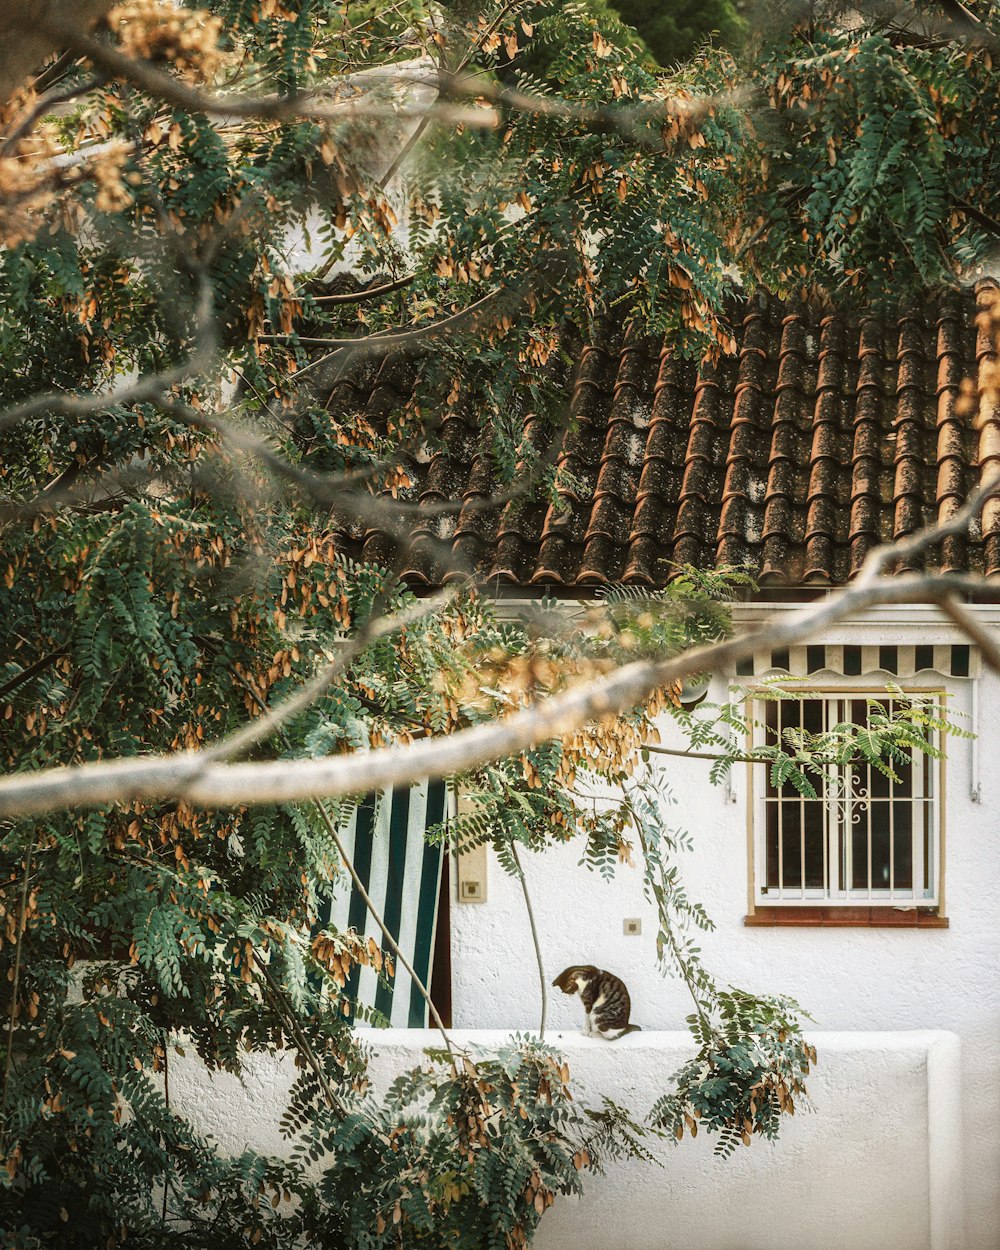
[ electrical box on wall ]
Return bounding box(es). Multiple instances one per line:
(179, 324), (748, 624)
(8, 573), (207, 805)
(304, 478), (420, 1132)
(623, 918), (641, 936)
(456, 839), (487, 904)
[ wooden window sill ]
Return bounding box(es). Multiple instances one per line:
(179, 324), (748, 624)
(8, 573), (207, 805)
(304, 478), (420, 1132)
(744, 907), (948, 928)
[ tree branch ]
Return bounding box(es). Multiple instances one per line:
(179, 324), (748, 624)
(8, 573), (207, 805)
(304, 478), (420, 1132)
(955, 199), (1000, 239)
(509, 841), (547, 1040)
(202, 590), (454, 764)
(644, 744), (763, 764)
(1, 75), (103, 156)
(153, 396), (554, 526)
(308, 794), (456, 1054)
(934, 0), (998, 43)
(27, 15), (487, 129)
(0, 836), (35, 1141)
(0, 572), (992, 819)
(375, 0), (522, 190)
(309, 275), (416, 305)
(936, 595), (1000, 673)
(0, 287), (214, 435)
(0, 649), (67, 701)
(255, 288), (502, 354)
(19, 8), (723, 172)
(251, 951), (345, 1113)
(0, 473), (997, 819)
(0, 377), (560, 533)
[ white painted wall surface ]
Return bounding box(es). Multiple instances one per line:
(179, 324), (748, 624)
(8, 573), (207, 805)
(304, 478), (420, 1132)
(163, 606), (995, 1246)
(168, 1029), (963, 1250)
(450, 608), (1000, 1249)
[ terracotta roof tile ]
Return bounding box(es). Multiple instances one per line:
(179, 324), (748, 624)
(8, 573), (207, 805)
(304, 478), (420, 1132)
(326, 288), (1000, 589)
(975, 286), (1000, 577)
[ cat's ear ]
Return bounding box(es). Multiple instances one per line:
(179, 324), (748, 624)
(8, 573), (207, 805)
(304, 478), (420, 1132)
(552, 967), (576, 990)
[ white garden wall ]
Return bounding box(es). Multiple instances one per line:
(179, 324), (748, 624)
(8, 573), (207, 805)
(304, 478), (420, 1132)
(169, 1029), (963, 1250)
(165, 604), (994, 1247)
(451, 605), (1000, 1249)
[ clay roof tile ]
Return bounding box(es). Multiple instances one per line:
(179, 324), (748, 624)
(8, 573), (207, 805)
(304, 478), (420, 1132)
(321, 291), (990, 591)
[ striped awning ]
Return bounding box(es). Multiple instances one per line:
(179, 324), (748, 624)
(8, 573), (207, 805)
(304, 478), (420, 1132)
(315, 780), (449, 1028)
(735, 643), (978, 680)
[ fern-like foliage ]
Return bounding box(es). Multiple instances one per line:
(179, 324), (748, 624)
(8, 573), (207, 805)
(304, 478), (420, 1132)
(0, 0), (994, 1244)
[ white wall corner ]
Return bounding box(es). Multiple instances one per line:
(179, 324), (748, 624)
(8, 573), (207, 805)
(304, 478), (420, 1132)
(925, 1030), (965, 1250)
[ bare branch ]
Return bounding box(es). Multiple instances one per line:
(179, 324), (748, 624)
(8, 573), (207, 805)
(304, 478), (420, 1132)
(296, 247), (573, 393)
(0, 375), (558, 536)
(0, 649), (68, 701)
(955, 199), (1000, 239)
(26, 15), (485, 130)
(17, 6), (728, 178)
(153, 396), (550, 526)
(375, 0), (523, 189)
(30, 49), (83, 96)
(934, 0), (998, 43)
(309, 275), (416, 305)
(251, 952), (345, 1114)
(26, 14), (380, 122)
(203, 589), (454, 764)
(0, 568), (993, 820)
(509, 841), (547, 1039)
(310, 796), (456, 1054)
(0, 836), (35, 1139)
(644, 745), (763, 764)
(1, 385), (998, 823)
(0, 284), (214, 434)
(438, 67), (741, 150)
(255, 288), (501, 354)
(860, 467), (1000, 575)
(936, 596), (1000, 673)
(864, 0), (1000, 48)
(0, 75), (103, 156)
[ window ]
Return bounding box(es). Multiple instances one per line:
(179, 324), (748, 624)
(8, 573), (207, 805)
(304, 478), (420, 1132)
(750, 693), (942, 910)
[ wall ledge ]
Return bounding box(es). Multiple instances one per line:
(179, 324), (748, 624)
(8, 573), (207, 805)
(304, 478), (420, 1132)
(745, 906), (949, 927)
(171, 1029), (964, 1250)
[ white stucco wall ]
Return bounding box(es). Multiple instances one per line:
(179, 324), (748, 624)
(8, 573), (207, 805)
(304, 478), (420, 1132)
(450, 605), (1000, 1249)
(163, 605), (994, 1246)
(168, 1029), (963, 1250)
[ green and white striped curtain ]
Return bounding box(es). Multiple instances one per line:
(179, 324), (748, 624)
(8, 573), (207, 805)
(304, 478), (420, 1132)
(315, 780), (449, 1028)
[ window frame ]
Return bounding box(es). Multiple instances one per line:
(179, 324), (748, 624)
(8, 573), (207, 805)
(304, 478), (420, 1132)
(745, 685), (947, 919)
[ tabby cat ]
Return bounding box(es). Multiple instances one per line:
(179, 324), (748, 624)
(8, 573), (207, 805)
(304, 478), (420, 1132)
(552, 965), (641, 1040)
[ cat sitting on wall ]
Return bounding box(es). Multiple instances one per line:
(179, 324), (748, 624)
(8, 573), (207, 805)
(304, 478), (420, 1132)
(552, 965), (641, 1040)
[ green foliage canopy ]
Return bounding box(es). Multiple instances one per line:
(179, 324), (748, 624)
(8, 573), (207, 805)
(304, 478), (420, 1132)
(0, 0), (991, 1245)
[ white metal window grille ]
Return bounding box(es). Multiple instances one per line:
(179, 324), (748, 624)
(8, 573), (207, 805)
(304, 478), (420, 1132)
(752, 694), (941, 907)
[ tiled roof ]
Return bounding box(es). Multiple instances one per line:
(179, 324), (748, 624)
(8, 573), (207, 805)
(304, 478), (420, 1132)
(327, 284), (1000, 589)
